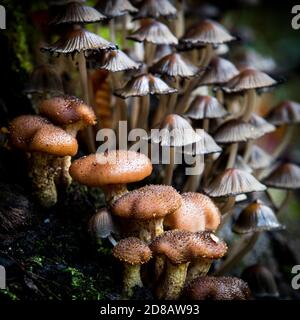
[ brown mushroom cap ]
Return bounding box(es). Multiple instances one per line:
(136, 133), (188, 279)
(263, 163), (300, 190)
(69, 150), (153, 187)
(232, 200), (282, 234)
(10, 115), (51, 151)
(266, 100), (300, 126)
(111, 184), (182, 220)
(183, 276), (251, 300)
(150, 230), (227, 264)
(39, 95), (96, 127)
(29, 124), (78, 156)
(248, 113), (275, 134)
(164, 193), (221, 232)
(127, 19), (178, 45)
(204, 168), (266, 197)
(112, 237), (152, 265)
(222, 68), (277, 93)
(133, 0), (177, 20)
(96, 0), (138, 18)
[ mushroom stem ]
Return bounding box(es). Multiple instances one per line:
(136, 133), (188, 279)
(163, 147), (175, 185)
(109, 19), (116, 43)
(272, 125), (295, 159)
(135, 219), (164, 243)
(203, 119), (210, 132)
(102, 184), (128, 205)
(183, 156), (204, 192)
(29, 152), (58, 208)
(226, 143), (238, 169)
(167, 77), (179, 113)
(53, 156), (72, 187)
(156, 260), (189, 300)
(186, 258), (212, 282)
(152, 95), (168, 127)
(145, 42), (156, 65)
(123, 263), (143, 298)
(121, 15), (128, 48)
(108, 234), (117, 247)
(243, 140), (254, 163)
(138, 95), (150, 131)
(175, 0), (185, 38)
(242, 89), (256, 122)
(130, 97), (140, 129)
(216, 89), (224, 104)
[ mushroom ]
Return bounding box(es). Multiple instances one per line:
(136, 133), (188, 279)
(111, 184), (182, 242)
(182, 276), (251, 300)
(10, 115), (78, 207)
(112, 237), (152, 297)
(150, 230), (227, 299)
(69, 150), (153, 204)
(247, 145), (273, 171)
(133, 0), (177, 20)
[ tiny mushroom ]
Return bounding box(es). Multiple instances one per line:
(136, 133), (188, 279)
(133, 0), (177, 20)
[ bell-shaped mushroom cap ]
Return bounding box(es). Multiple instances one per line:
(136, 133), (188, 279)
(38, 95), (96, 127)
(199, 57), (239, 85)
(70, 150), (153, 187)
(50, 2), (106, 25)
(29, 124), (78, 156)
(235, 155), (253, 174)
(112, 237), (152, 265)
(248, 113), (275, 134)
(214, 119), (263, 144)
(248, 145), (273, 170)
(204, 168), (266, 197)
(88, 208), (118, 238)
(183, 276), (251, 300)
(151, 53), (199, 78)
(10, 115), (51, 151)
(43, 27), (115, 55)
(180, 19), (235, 46)
(111, 184), (182, 221)
(150, 230), (227, 264)
(97, 49), (141, 72)
(114, 73), (177, 98)
(96, 0), (137, 18)
(127, 19), (178, 45)
(232, 200), (282, 234)
(266, 100), (300, 126)
(222, 68), (277, 93)
(164, 192), (221, 232)
(50, 0), (86, 6)
(24, 65), (63, 95)
(185, 95), (228, 120)
(263, 163), (300, 190)
(241, 265), (279, 298)
(133, 0), (177, 20)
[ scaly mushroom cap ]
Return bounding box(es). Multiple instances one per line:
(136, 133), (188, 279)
(127, 19), (178, 45)
(133, 0), (177, 20)
(29, 124), (78, 156)
(50, 2), (106, 25)
(43, 26), (115, 55)
(164, 193), (221, 232)
(204, 168), (266, 197)
(183, 276), (251, 300)
(151, 53), (199, 78)
(111, 184), (182, 220)
(248, 113), (275, 134)
(266, 100), (300, 126)
(39, 95), (96, 127)
(96, 0), (137, 18)
(214, 119), (263, 144)
(222, 68), (277, 93)
(150, 114), (201, 147)
(10, 115), (51, 151)
(89, 208), (117, 238)
(114, 74), (177, 98)
(150, 230), (227, 264)
(185, 95), (228, 120)
(263, 163), (300, 190)
(248, 145), (273, 170)
(232, 200), (282, 234)
(69, 150), (153, 187)
(112, 237), (152, 265)
(199, 57), (239, 85)
(180, 19), (235, 46)
(97, 49), (141, 72)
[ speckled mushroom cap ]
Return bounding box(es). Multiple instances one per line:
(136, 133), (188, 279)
(39, 95), (96, 127)
(10, 115), (51, 151)
(164, 193), (221, 232)
(112, 237), (152, 265)
(232, 200), (282, 234)
(262, 163), (300, 190)
(151, 53), (199, 78)
(248, 113), (275, 134)
(185, 95), (228, 120)
(29, 124), (78, 156)
(266, 100), (300, 126)
(214, 119), (263, 144)
(248, 145), (273, 170)
(221, 68), (277, 93)
(111, 184), (182, 221)
(204, 168), (266, 197)
(183, 276), (251, 300)
(69, 150), (153, 187)
(127, 19), (178, 45)
(133, 0), (177, 20)
(96, 0), (137, 18)
(150, 230), (227, 264)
